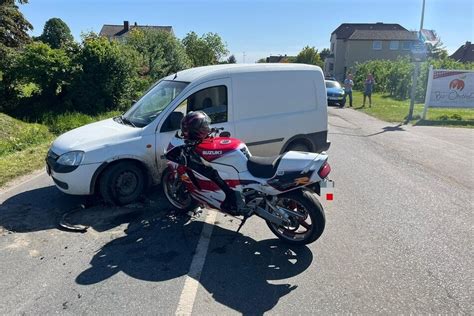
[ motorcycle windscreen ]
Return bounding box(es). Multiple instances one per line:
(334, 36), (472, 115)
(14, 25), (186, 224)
(181, 169), (226, 210)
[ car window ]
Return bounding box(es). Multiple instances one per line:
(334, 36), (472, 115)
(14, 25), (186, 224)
(325, 81), (341, 89)
(187, 86), (228, 123)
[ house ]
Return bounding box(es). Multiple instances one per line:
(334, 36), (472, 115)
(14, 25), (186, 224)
(99, 21), (173, 41)
(324, 23), (418, 81)
(450, 41), (474, 63)
(264, 55), (296, 63)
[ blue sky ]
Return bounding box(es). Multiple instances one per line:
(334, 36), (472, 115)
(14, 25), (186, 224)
(22, 0), (473, 63)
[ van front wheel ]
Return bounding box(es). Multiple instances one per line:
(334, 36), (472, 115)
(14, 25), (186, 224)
(99, 162), (145, 205)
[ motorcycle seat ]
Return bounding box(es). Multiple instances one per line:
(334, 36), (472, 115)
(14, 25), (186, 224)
(247, 155), (282, 178)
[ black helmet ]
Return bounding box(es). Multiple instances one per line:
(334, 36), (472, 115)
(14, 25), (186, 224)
(181, 111), (211, 141)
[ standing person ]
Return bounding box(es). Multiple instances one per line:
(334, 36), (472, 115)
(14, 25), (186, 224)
(343, 74), (354, 107)
(363, 73), (375, 107)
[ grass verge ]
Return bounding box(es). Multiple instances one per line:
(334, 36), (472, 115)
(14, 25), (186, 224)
(0, 141), (52, 187)
(0, 111), (120, 188)
(349, 91), (474, 128)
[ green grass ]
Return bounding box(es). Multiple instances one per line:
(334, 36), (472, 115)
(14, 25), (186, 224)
(0, 113), (54, 156)
(0, 141), (52, 187)
(0, 110), (120, 188)
(350, 91), (474, 128)
(42, 110), (121, 134)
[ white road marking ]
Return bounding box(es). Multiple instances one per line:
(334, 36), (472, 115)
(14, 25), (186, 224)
(175, 210), (217, 316)
(0, 170), (46, 198)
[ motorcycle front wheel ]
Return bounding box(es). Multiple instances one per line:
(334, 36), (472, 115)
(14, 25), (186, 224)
(266, 189), (325, 245)
(162, 167), (198, 211)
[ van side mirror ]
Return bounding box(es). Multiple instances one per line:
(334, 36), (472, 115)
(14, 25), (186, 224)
(161, 112), (184, 133)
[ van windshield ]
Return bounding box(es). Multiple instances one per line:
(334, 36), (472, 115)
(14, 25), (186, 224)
(123, 80), (189, 127)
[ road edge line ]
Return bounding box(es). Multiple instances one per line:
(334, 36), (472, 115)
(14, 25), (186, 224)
(175, 210), (217, 316)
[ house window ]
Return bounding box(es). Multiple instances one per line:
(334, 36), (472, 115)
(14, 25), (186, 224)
(329, 63), (334, 71)
(389, 41), (399, 50)
(402, 41), (412, 50)
(331, 43), (335, 52)
(372, 41), (382, 50)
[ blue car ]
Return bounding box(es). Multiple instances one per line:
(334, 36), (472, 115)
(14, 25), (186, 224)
(325, 80), (345, 107)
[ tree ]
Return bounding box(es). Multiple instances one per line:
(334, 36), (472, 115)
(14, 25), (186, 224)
(13, 42), (73, 103)
(256, 58), (267, 63)
(319, 48), (331, 61)
(70, 35), (137, 113)
(182, 31), (229, 66)
(295, 46), (323, 67)
(0, 0), (33, 51)
(227, 54), (237, 64)
(126, 28), (191, 79)
(426, 41), (448, 60)
(38, 18), (74, 49)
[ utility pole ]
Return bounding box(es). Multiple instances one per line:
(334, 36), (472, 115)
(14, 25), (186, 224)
(407, 0), (426, 122)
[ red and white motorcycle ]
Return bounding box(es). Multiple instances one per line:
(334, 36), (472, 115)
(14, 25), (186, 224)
(162, 128), (334, 245)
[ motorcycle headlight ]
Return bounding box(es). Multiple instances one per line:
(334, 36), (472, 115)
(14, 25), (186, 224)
(56, 151), (84, 166)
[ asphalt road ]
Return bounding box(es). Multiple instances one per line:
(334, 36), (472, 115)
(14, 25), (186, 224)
(1, 108), (473, 315)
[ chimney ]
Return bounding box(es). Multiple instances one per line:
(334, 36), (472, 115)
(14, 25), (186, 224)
(466, 41), (471, 46)
(124, 20), (129, 31)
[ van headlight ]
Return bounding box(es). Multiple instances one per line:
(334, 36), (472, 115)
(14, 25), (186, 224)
(56, 151), (84, 166)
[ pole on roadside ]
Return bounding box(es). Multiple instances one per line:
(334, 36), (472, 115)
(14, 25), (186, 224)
(407, 0), (426, 123)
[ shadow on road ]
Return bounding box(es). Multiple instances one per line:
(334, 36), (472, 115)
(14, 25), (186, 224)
(329, 123), (405, 138)
(0, 184), (168, 233)
(76, 210), (313, 314)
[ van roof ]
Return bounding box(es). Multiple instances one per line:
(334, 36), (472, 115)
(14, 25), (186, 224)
(163, 63), (323, 83)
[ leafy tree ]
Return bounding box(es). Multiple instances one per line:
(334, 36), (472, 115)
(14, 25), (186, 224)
(426, 41), (448, 60)
(38, 18), (74, 49)
(295, 46), (323, 67)
(319, 48), (331, 61)
(182, 31), (229, 66)
(256, 58), (267, 63)
(0, 0), (32, 51)
(227, 54), (237, 64)
(13, 42), (73, 103)
(70, 35), (137, 113)
(126, 28), (190, 79)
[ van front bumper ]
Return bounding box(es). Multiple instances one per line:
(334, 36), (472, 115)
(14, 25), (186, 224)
(46, 161), (101, 195)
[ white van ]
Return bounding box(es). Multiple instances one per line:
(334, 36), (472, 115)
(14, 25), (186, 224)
(46, 63), (330, 204)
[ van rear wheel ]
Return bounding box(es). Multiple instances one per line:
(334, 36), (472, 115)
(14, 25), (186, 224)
(99, 162), (145, 206)
(287, 142), (311, 152)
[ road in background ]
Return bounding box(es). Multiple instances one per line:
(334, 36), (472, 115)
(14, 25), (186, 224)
(1, 108), (472, 314)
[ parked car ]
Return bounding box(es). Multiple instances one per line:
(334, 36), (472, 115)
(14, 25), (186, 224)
(325, 80), (345, 107)
(46, 64), (331, 205)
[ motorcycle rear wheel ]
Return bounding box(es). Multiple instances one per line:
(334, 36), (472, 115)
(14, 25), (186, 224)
(162, 168), (198, 211)
(266, 189), (325, 245)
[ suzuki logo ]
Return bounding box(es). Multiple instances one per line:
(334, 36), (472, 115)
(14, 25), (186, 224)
(202, 150), (223, 155)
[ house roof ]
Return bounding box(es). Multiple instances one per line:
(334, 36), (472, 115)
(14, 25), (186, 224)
(99, 24), (173, 38)
(348, 29), (418, 41)
(450, 41), (474, 63)
(332, 23), (408, 39)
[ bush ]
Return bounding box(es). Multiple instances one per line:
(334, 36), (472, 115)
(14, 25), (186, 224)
(354, 57), (474, 101)
(68, 35), (138, 114)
